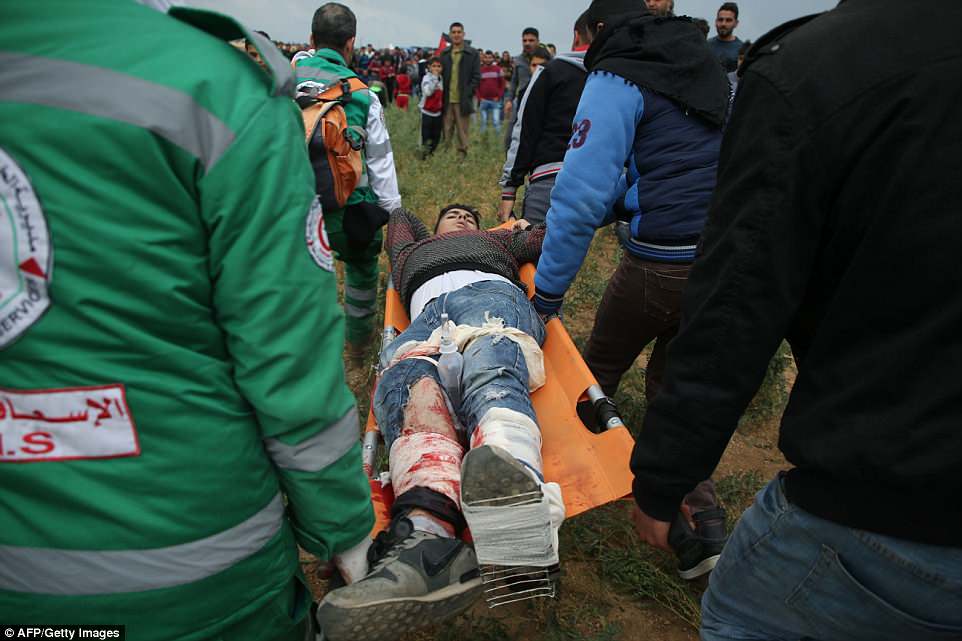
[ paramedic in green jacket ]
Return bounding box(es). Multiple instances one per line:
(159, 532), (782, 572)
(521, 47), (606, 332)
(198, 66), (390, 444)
(294, 2), (403, 357)
(0, 2), (373, 639)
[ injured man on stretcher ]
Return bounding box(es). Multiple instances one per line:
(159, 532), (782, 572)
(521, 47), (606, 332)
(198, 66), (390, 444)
(317, 205), (565, 640)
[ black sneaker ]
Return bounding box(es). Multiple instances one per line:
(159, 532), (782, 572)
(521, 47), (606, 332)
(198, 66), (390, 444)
(668, 508), (728, 580)
(316, 517), (482, 641)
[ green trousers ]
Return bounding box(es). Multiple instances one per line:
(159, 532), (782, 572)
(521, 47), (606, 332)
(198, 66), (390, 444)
(325, 209), (382, 345)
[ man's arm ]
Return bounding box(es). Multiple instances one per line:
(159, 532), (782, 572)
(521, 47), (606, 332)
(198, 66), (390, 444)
(201, 95), (373, 560)
(364, 92), (402, 211)
(498, 65), (548, 220)
(385, 207), (429, 273)
(533, 72), (644, 315)
(632, 69), (822, 523)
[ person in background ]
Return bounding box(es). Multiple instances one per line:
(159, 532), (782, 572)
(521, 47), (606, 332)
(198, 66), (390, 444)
(381, 53), (396, 104)
(0, 2), (373, 639)
(419, 56), (444, 157)
(545, 43), (557, 57)
(630, 2), (962, 640)
(478, 49), (506, 135)
(707, 2), (743, 72)
(395, 65), (411, 110)
(499, 50), (514, 117)
(533, 0), (731, 580)
(499, 13), (590, 225)
(244, 29), (271, 69)
(727, 39), (751, 92)
(440, 21), (481, 157)
(693, 18), (710, 38)
(646, 0), (674, 16)
(294, 3), (403, 359)
(503, 27), (541, 149)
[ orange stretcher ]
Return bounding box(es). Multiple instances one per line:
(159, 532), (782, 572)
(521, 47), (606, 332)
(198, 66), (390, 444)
(362, 261), (636, 535)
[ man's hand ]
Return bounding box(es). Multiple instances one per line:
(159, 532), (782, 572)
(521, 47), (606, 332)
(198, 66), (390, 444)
(498, 198), (516, 223)
(504, 99), (513, 117)
(631, 503), (672, 552)
(512, 218), (531, 230)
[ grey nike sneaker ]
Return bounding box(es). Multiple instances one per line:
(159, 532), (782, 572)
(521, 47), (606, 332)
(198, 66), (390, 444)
(316, 516), (482, 641)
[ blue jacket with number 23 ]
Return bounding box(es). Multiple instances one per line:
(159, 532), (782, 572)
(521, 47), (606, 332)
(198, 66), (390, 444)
(534, 70), (722, 314)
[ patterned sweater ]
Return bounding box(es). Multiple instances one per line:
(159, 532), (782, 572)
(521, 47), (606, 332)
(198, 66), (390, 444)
(386, 208), (545, 310)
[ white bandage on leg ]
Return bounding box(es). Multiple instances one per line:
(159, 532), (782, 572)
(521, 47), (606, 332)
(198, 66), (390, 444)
(470, 407), (544, 475)
(388, 432), (464, 506)
(464, 409), (566, 566)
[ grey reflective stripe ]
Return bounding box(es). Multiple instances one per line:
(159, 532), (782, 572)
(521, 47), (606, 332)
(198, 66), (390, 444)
(249, 31), (295, 97)
(264, 407), (359, 472)
(357, 172), (370, 188)
(0, 51), (235, 172)
(296, 66), (343, 85)
(366, 139), (392, 158)
(345, 302), (373, 317)
(345, 285), (377, 302)
(0, 494), (284, 595)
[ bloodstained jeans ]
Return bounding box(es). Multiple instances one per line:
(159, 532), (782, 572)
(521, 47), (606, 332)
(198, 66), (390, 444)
(374, 280), (545, 450)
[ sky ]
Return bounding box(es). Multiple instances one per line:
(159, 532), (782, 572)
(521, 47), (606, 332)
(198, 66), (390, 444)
(185, 0), (839, 52)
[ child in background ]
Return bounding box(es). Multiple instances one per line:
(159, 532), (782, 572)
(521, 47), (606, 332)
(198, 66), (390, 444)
(419, 57), (444, 157)
(395, 70), (412, 110)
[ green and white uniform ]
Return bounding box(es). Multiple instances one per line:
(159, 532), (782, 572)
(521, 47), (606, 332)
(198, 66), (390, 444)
(0, 2), (372, 639)
(294, 49), (402, 345)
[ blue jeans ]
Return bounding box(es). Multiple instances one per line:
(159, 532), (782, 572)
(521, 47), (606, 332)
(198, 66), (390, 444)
(701, 477), (962, 641)
(375, 281), (545, 449)
(478, 99), (502, 134)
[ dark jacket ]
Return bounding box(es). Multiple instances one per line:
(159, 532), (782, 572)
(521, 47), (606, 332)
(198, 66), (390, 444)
(386, 209), (544, 311)
(500, 52), (587, 197)
(631, 0), (962, 546)
(440, 44), (481, 116)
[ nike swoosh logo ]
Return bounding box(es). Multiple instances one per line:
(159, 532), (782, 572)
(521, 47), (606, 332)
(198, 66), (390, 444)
(421, 543), (462, 578)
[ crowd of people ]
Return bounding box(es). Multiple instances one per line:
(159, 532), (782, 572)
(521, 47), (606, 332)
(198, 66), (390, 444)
(2, 1), (959, 641)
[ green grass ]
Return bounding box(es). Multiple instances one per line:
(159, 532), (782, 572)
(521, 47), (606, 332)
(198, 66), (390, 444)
(331, 104), (792, 641)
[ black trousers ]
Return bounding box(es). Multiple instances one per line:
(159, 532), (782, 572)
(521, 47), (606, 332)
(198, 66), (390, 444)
(420, 113), (442, 156)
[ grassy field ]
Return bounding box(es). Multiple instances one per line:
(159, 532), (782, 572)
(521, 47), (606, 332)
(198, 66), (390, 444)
(313, 103), (794, 641)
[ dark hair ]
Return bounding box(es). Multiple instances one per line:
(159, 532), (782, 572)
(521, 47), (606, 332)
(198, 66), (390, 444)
(574, 11), (591, 41)
(428, 56), (441, 65)
(693, 17), (710, 37)
(522, 27), (539, 38)
(435, 204), (481, 232)
(718, 2), (739, 18)
(530, 46), (552, 62)
(311, 3), (356, 50)
(449, 21), (464, 31)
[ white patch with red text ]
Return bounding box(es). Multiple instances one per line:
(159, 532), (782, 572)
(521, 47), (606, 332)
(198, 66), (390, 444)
(0, 384), (140, 463)
(0, 146), (52, 350)
(305, 197), (334, 272)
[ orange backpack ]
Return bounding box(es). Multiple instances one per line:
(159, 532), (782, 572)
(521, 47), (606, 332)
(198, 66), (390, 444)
(299, 77), (369, 212)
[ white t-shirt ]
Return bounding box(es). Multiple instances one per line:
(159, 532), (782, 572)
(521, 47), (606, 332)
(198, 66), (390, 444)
(409, 271), (516, 321)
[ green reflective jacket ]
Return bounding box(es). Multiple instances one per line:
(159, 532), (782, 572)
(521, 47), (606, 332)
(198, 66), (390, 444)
(0, 3), (372, 639)
(294, 48), (378, 211)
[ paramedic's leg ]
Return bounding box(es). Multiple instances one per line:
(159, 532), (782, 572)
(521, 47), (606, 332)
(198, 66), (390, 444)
(321, 212), (381, 352)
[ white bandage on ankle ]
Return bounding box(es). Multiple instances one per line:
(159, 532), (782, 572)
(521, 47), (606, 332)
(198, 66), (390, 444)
(389, 432), (464, 506)
(462, 479), (565, 567)
(470, 407), (544, 475)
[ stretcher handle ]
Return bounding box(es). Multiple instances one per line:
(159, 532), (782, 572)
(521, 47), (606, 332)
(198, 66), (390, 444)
(586, 384), (626, 433)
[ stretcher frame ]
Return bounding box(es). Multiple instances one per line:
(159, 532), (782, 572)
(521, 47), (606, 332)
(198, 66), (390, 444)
(362, 262), (636, 537)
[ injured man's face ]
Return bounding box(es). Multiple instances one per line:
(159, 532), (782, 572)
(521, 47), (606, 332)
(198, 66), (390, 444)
(435, 207), (480, 235)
